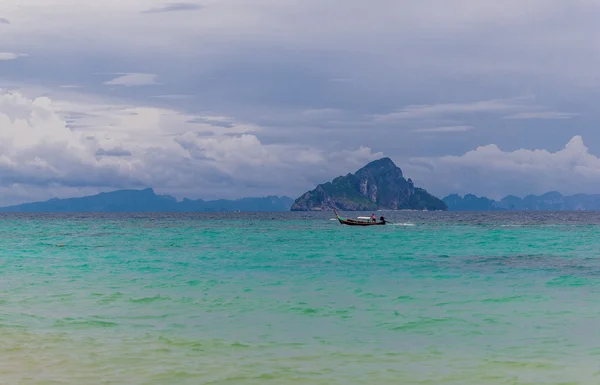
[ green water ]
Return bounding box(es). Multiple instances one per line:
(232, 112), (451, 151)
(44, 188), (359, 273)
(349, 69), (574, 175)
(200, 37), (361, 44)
(1, 213), (600, 384)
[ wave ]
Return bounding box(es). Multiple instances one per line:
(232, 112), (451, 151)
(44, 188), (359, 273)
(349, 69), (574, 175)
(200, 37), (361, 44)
(129, 295), (172, 304)
(54, 318), (119, 328)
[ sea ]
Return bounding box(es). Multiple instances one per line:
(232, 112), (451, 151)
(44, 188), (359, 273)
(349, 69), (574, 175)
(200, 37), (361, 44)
(1, 211), (600, 384)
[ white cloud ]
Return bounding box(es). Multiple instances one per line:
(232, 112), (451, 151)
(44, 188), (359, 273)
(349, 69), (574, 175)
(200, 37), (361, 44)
(142, 3), (204, 14)
(152, 94), (193, 100)
(0, 90), (383, 204)
(3, 0), (599, 203)
(413, 125), (474, 133)
(104, 73), (159, 87)
(376, 99), (526, 122)
(504, 111), (578, 120)
(408, 136), (600, 198)
(0, 52), (27, 60)
(0, 92), (138, 190)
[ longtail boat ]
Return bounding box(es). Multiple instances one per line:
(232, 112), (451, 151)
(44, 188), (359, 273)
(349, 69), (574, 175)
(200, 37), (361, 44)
(333, 209), (386, 226)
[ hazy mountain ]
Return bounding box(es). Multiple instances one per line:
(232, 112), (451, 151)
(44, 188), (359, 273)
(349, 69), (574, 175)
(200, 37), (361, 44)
(442, 194), (502, 211)
(444, 191), (600, 211)
(0, 188), (294, 212)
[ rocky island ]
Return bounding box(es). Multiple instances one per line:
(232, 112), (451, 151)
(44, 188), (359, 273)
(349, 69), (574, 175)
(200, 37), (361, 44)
(291, 158), (447, 211)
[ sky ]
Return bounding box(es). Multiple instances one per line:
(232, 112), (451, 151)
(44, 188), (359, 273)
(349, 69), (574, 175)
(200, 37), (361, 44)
(2, 0), (600, 204)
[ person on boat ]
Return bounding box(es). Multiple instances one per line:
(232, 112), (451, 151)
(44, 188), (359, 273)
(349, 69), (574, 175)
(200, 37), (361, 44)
(380, 216), (386, 224)
(371, 213), (376, 223)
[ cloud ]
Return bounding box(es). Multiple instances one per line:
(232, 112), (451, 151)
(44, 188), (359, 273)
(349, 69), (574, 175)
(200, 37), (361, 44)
(0, 53), (27, 61)
(0, 90), (384, 204)
(3, 0), (600, 202)
(104, 73), (159, 87)
(503, 111), (578, 120)
(376, 99), (526, 122)
(0, 92), (139, 190)
(0, 18), (9, 24)
(408, 136), (600, 198)
(152, 94), (194, 100)
(413, 125), (474, 133)
(95, 147), (132, 157)
(2, 0), (600, 88)
(0, 0), (584, 85)
(142, 3), (204, 14)
(186, 117), (235, 129)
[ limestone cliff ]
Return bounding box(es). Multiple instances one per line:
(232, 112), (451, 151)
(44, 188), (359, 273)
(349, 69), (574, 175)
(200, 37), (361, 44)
(291, 158), (447, 211)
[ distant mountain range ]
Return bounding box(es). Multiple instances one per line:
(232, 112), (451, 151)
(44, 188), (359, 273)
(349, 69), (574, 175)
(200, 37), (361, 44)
(0, 188), (294, 212)
(444, 192), (600, 211)
(8, 186), (596, 213)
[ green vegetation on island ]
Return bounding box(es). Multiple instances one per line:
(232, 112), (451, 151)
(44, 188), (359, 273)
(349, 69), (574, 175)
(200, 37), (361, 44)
(291, 158), (447, 211)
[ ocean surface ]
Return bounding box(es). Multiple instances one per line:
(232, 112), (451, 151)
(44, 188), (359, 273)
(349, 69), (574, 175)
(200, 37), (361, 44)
(2, 211), (600, 384)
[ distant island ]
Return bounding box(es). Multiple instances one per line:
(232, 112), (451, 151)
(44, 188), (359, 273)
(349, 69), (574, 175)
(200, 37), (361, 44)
(444, 191), (600, 211)
(0, 188), (294, 212)
(291, 157), (447, 211)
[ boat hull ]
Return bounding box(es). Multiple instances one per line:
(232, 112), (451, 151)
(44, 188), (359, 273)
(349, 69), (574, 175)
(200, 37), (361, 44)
(338, 219), (385, 226)
(333, 209), (386, 226)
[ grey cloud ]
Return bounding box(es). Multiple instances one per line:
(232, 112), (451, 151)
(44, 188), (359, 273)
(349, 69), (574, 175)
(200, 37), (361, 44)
(95, 148), (133, 157)
(104, 73), (158, 87)
(172, 136), (217, 161)
(503, 111), (579, 120)
(375, 99), (531, 122)
(413, 126), (474, 133)
(186, 117), (235, 128)
(142, 3), (204, 14)
(64, 111), (98, 121)
(6, 0), (600, 200)
(0, 151), (143, 190)
(66, 124), (93, 130)
(0, 18), (9, 24)
(152, 94), (194, 100)
(0, 53), (27, 61)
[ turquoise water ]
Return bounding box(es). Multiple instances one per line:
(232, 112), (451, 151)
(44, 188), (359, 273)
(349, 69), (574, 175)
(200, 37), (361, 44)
(2, 212), (600, 384)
